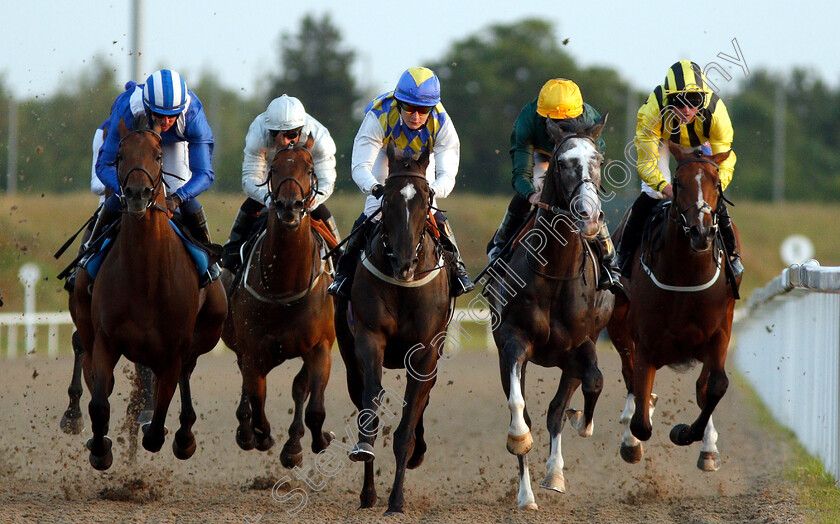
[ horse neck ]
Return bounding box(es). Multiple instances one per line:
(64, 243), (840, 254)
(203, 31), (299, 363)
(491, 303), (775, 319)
(261, 214), (314, 291)
(115, 208), (177, 279)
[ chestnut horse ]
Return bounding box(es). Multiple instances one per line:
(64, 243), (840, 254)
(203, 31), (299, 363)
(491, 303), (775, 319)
(486, 116), (614, 510)
(72, 121), (228, 470)
(221, 135), (336, 467)
(335, 144), (450, 515)
(607, 142), (739, 471)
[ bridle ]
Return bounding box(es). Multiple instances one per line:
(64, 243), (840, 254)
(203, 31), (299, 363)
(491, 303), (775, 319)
(538, 134), (602, 219)
(670, 156), (720, 236)
(378, 172), (433, 268)
(114, 129), (167, 213)
(264, 142), (317, 220)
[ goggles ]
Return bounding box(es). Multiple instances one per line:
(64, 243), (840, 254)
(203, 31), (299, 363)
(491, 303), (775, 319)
(399, 102), (434, 115)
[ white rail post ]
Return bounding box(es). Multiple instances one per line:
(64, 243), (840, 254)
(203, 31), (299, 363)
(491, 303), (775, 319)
(18, 263), (41, 356)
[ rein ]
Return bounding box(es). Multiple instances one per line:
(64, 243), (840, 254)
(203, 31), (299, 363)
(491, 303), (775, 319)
(263, 142), (317, 219)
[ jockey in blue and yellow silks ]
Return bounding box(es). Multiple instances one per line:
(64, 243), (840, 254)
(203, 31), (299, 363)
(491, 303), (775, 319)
(328, 66), (474, 298)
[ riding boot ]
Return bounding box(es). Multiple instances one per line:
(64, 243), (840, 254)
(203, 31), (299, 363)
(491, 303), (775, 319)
(486, 210), (528, 262)
(63, 217), (97, 292)
(324, 215), (344, 269)
(591, 223), (623, 294)
(221, 207), (261, 273)
(182, 207), (221, 288)
(438, 219), (475, 297)
(717, 202), (743, 278)
(616, 193), (659, 278)
(327, 217), (370, 299)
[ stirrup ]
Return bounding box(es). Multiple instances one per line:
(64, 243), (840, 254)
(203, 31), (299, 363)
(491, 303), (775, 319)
(199, 263), (221, 288)
(327, 274), (350, 299)
(729, 255), (744, 278)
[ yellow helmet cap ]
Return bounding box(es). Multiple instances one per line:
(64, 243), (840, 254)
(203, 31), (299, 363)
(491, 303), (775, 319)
(536, 79), (583, 119)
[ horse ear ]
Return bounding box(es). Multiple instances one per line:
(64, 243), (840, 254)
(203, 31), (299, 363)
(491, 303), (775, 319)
(273, 130), (284, 149)
(668, 141), (685, 162)
(117, 117), (130, 139)
(303, 132), (315, 152)
(418, 146), (431, 171)
(587, 112), (609, 141)
(386, 140), (397, 166)
(545, 117), (565, 143)
(711, 150), (731, 165)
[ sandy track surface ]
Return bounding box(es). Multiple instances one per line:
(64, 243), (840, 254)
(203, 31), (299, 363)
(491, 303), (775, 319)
(0, 345), (802, 523)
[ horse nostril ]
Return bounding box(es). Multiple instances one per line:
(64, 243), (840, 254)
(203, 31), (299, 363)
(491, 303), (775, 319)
(142, 188), (152, 199)
(124, 187), (134, 199)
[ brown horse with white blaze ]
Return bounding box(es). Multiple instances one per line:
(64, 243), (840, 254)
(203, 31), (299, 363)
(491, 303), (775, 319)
(487, 116), (614, 510)
(607, 142), (739, 471)
(335, 143), (450, 515)
(73, 120), (228, 470)
(221, 134), (336, 467)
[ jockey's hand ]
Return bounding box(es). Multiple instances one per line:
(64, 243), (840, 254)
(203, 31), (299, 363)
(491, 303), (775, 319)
(165, 194), (182, 213)
(528, 192), (541, 205)
(371, 184), (385, 199)
(661, 184), (674, 198)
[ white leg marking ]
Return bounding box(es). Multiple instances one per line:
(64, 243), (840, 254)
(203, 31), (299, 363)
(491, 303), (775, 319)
(701, 415), (719, 453)
(508, 366), (529, 437)
(620, 393), (639, 448)
(517, 455), (538, 510)
(541, 433), (566, 493)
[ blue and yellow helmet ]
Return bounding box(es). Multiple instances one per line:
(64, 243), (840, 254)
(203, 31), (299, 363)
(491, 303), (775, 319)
(394, 67), (441, 106)
(143, 69), (188, 115)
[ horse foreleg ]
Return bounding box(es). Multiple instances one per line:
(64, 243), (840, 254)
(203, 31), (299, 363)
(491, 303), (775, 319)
(386, 351), (437, 515)
(517, 454), (539, 510)
(407, 397), (429, 469)
(349, 335), (384, 463)
(541, 371), (579, 493)
(360, 461), (377, 509)
(86, 335), (120, 470)
(234, 384), (255, 450)
(281, 364), (308, 468)
(500, 339), (533, 456)
(303, 342), (334, 454)
(141, 364), (178, 453)
(564, 340), (603, 437)
(60, 331), (85, 434)
(671, 345), (729, 457)
(172, 361), (198, 460)
(619, 392), (658, 464)
(629, 352), (657, 442)
(242, 364), (274, 453)
(134, 363), (154, 425)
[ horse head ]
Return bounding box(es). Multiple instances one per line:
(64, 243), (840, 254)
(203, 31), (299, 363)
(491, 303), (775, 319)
(544, 114), (608, 239)
(668, 142), (731, 253)
(115, 118), (164, 219)
(379, 142), (432, 281)
(267, 133), (316, 229)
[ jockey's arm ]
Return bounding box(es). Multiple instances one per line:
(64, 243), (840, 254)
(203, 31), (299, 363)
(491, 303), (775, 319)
(351, 112), (386, 195)
(509, 106), (538, 199)
(634, 96), (669, 193)
(708, 102), (737, 191)
(241, 118), (271, 204)
(309, 127), (337, 209)
(429, 119), (459, 198)
(175, 142), (214, 202)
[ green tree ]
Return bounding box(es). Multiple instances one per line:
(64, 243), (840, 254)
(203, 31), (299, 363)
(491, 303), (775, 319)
(268, 13), (362, 188)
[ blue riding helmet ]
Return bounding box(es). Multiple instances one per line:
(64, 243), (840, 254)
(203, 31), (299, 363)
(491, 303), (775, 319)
(394, 67), (441, 107)
(143, 69), (188, 115)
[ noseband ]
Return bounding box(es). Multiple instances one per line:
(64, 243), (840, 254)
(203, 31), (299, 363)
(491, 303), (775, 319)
(115, 129), (165, 212)
(670, 156), (720, 236)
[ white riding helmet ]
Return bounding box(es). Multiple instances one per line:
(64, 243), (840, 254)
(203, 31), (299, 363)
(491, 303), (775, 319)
(265, 95), (306, 131)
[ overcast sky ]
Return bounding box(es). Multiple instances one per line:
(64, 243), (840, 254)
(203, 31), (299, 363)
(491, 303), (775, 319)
(2, 0), (838, 102)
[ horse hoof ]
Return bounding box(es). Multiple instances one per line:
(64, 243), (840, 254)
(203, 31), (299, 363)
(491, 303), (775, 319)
(86, 436), (113, 471)
(506, 431), (533, 455)
(697, 451), (721, 472)
(669, 423), (693, 446)
(620, 442), (644, 464)
(540, 472), (566, 493)
(384, 508), (404, 516)
(141, 423), (165, 453)
(565, 409), (593, 437)
(518, 500), (539, 511)
(359, 490), (377, 509)
(172, 433), (197, 460)
(136, 409), (153, 426)
(60, 411), (84, 434)
(235, 427), (256, 451)
(407, 451), (425, 470)
(349, 442), (375, 462)
(255, 433), (275, 452)
(280, 449), (303, 469)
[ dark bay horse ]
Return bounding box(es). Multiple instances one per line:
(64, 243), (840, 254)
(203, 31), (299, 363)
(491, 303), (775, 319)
(486, 116), (614, 510)
(72, 120), (228, 470)
(221, 134), (335, 467)
(607, 142), (738, 471)
(335, 143), (450, 515)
